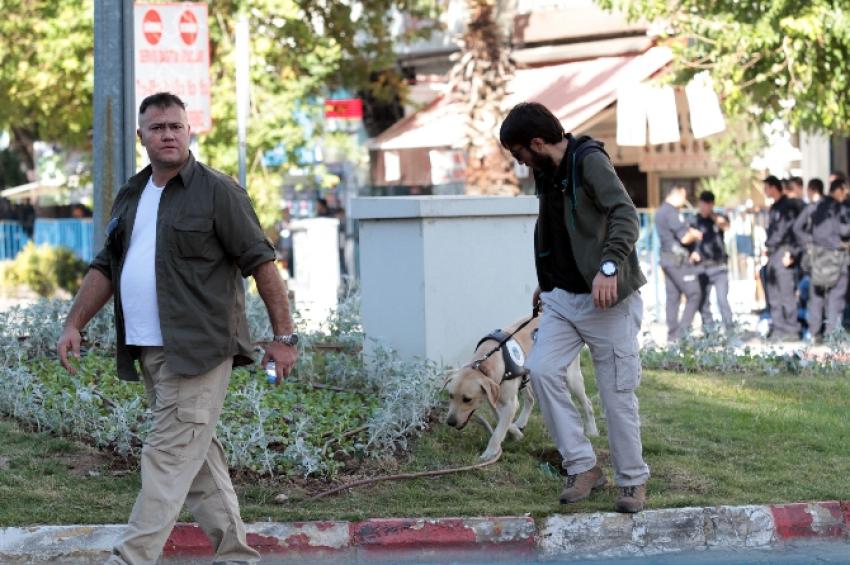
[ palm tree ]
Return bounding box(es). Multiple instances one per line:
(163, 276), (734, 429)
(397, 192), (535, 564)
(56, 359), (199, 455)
(448, 0), (518, 195)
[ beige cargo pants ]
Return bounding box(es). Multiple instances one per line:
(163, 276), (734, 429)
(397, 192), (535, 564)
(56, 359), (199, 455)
(525, 289), (650, 486)
(106, 347), (260, 565)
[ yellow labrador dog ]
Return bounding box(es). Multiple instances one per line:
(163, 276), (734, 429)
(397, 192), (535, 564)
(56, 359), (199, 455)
(445, 315), (598, 461)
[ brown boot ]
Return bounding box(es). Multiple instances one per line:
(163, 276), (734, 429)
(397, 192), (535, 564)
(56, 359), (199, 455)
(615, 484), (647, 513)
(559, 465), (606, 504)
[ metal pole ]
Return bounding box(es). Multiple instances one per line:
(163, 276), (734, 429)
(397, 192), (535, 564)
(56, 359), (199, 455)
(93, 0), (136, 250)
(235, 14), (250, 188)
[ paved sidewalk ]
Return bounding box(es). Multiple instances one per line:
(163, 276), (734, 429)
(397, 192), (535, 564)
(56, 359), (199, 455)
(2, 501), (848, 562)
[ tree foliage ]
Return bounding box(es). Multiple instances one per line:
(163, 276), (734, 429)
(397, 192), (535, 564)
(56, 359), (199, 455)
(597, 0), (850, 133)
(0, 0), (94, 172)
(0, 0), (439, 225)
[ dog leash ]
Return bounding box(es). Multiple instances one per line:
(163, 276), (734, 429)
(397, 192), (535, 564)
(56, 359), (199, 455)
(470, 303), (540, 373)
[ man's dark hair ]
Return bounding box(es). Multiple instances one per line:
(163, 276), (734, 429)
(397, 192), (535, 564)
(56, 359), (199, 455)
(499, 102), (564, 149)
(830, 170), (847, 182)
(139, 92), (186, 115)
(807, 178), (824, 195)
(829, 178), (846, 193)
(789, 176), (803, 187)
(698, 190), (715, 203)
(763, 175), (782, 190)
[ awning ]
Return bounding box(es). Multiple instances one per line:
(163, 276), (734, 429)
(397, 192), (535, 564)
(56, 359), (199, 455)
(370, 45), (673, 152)
(0, 180), (64, 202)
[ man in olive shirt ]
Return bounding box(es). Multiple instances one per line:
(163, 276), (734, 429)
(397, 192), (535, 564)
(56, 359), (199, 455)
(500, 102), (649, 513)
(57, 93), (296, 565)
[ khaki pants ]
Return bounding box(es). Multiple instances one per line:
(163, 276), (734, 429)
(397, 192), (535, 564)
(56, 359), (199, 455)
(525, 289), (650, 486)
(106, 347), (260, 565)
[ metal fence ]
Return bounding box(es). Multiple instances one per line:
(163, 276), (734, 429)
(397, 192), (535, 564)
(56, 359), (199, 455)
(0, 219), (94, 262)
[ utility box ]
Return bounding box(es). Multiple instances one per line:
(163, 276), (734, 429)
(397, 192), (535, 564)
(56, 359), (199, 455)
(351, 196), (539, 368)
(290, 217), (341, 330)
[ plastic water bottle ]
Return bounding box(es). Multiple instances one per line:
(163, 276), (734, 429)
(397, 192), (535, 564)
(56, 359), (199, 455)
(265, 362), (277, 384)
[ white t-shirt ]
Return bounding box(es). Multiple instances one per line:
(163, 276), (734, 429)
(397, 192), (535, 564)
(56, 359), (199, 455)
(121, 177), (165, 346)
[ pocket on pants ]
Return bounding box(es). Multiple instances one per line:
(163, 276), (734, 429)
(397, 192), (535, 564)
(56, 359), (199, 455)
(613, 345), (641, 392)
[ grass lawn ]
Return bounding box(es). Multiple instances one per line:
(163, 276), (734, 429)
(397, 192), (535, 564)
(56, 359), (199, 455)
(2, 361), (850, 526)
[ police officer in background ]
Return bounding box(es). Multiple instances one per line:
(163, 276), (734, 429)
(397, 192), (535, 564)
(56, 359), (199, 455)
(764, 175), (802, 340)
(793, 178), (850, 342)
(691, 191), (734, 332)
(656, 185), (703, 341)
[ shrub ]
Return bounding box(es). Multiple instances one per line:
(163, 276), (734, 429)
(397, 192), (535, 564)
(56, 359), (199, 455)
(0, 291), (444, 478)
(2, 242), (87, 297)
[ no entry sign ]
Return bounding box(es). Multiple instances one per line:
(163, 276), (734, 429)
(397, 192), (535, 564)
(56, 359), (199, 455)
(134, 3), (211, 133)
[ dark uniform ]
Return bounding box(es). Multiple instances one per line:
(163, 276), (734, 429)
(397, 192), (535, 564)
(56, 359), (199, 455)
(656, 201), (701, 340)
(793, 196), (850, 337)
(692, 212), (733, 331)
(765, 195), (802, 338)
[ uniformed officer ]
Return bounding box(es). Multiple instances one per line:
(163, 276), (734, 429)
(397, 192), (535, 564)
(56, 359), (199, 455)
(764, 175), (802, 340)
(793, 178), (850, 342)
(656, 185), (703, 341)
(691, 191), (733, 332)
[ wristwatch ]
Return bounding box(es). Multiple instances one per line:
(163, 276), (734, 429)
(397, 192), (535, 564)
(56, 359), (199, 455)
(600, 261), (617, 277)
(272, 333), (299, 346)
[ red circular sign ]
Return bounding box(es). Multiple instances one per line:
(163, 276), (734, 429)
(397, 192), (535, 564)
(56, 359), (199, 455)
(142, 9), (162, 45)
(179, 10), (198, 45)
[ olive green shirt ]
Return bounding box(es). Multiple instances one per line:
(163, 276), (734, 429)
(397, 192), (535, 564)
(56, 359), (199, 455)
(90, 153), (276, 381)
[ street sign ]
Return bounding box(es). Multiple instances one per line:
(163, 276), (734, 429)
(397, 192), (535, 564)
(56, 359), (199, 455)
(134, 3), (211, 133)
(324, 99), (363, 119)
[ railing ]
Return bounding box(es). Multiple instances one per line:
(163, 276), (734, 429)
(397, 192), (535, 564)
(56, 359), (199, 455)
(0, 221), (29, 260)
(0, 219), (94, 262)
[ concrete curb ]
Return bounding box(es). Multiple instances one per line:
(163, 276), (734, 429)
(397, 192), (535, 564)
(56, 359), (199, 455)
(0, 502), (847, 560)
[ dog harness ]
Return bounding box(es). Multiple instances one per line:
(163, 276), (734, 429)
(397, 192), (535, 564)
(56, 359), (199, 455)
(473, 330), (530, 387)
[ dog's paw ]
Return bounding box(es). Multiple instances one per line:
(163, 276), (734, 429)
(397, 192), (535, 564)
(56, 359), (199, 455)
(508, 425), (525, 440)
(479, 447), (502, 461)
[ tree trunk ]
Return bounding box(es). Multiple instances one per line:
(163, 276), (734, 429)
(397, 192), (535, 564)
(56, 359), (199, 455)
(449, 0), (518, 195)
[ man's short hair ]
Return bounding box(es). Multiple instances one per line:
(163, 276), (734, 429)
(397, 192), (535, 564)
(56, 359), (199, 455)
(499, 102), (564, 149)
(789, 176), (803, 187)
(829, 178), (846, 193)
(830, 170), (847, 182)
(763, 175), (783, 190)
(663, 184), (686, 199)
(698, 190), (715, 203)
(139, 92), (186, 116)
(807, 178), (824, 195)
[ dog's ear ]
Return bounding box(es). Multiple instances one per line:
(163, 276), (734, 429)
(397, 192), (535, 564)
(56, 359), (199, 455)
(480, 379), (501, 409)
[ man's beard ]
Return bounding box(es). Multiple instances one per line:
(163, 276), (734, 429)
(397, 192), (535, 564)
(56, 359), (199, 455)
(526, 148), (554, 174)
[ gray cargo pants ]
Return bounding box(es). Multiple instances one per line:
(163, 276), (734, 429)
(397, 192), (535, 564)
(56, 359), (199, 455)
(809, 270), (849, 337)
(525, 289), (650, 487)
(661, 257), (701, 341)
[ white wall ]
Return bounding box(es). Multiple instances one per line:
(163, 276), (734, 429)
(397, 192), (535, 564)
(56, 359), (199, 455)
(352, 196), (539, 368)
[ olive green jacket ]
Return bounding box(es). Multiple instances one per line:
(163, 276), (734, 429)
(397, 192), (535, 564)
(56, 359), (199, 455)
(535, 149), (646, 305)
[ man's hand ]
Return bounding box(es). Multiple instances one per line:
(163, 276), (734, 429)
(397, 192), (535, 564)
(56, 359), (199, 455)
(57, 326), (82, 374)
(260, 342), (298, 385)
(689, 251), (702, 264)
(782, 251), (794, 268)
(592, 272), (618, 309)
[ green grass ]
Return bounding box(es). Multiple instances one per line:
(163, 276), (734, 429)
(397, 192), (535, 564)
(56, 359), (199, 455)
(3, 363), (850, 525)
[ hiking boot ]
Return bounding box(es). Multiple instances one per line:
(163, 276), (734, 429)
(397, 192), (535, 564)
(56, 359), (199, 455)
(559, 465), (606, 504)
(615, 484), (647, 513)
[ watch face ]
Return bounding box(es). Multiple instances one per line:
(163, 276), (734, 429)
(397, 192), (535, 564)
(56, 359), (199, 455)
(286, 334), (299, 346)
(602, 262), (616, 276)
